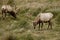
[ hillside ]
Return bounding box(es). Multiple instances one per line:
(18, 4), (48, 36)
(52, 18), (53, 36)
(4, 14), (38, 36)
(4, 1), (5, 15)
(0, 0), (60, 40)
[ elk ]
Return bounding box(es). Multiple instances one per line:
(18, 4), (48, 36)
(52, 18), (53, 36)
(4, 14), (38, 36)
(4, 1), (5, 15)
(1, 5), (17, 19)
(33, 13), (53, 30)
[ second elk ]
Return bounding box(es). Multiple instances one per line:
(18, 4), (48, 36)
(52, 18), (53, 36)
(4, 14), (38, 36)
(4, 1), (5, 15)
(1, 5), (17, 19)
(33, 13), (53, 30)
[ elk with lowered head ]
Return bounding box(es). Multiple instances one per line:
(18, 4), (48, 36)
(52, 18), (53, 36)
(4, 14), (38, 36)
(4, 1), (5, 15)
(33, 13), (53, 30)
(1, 5), (17, 19)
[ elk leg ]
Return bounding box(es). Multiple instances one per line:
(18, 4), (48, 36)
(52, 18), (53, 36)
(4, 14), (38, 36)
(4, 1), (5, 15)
(2, 12), (3, 17)
(48, 21), (52, 29)
(49, 21), (52, 29)
(2, 11), (3, 18)
(47, 21), (50, 29)
(34, 26), (36, 29)
(38, 23), (40, 30)
(2, 11), (5, 19)
(3, 12), (6, 19)
(5, 13), (6, 18)
(41, 23), (43, 30)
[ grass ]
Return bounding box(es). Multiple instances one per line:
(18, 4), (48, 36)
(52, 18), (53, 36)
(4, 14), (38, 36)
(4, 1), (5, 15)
(0, 0), (60, 40)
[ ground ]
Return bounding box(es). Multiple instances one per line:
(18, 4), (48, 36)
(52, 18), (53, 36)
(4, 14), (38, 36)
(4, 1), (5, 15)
(0, 0), (60, 40)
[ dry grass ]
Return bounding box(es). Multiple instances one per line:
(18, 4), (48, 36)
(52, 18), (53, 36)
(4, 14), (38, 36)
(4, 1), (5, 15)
(0, 0), (60, 40)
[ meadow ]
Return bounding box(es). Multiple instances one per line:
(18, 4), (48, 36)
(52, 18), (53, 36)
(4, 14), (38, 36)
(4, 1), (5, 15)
(0, 0), (60, 40)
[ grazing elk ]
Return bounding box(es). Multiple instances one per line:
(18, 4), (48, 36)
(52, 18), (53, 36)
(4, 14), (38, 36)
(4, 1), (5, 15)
(33, 13), (53, 30)
(1, 5), (17, 19)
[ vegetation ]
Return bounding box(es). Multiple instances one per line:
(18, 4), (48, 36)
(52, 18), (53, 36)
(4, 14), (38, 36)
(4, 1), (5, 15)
(0, 0), (60, 40)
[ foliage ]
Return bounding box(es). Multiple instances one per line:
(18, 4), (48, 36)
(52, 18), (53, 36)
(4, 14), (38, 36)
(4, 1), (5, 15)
(0, 0), (60, 40)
